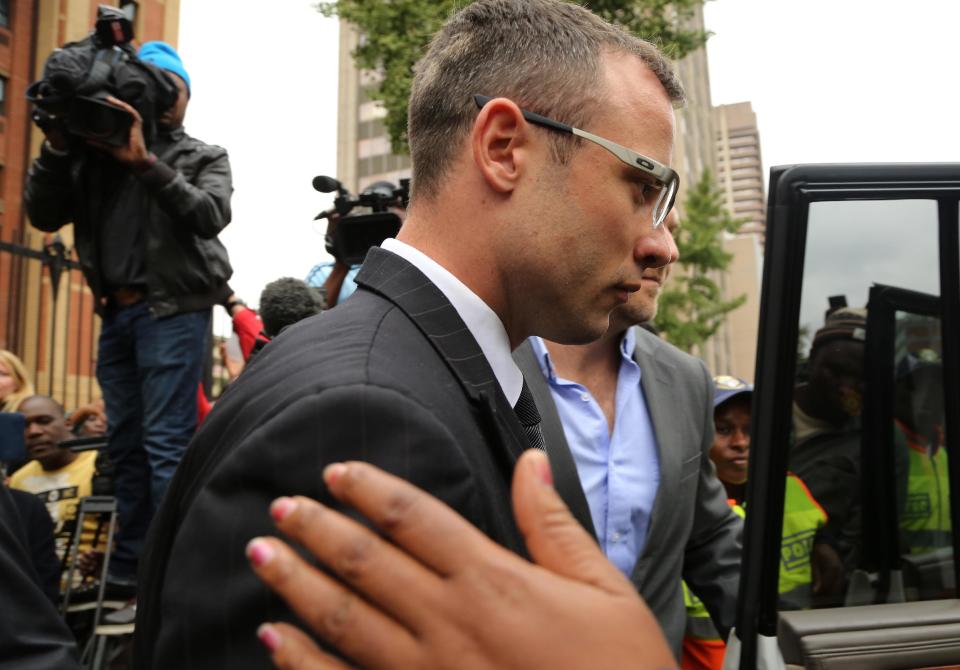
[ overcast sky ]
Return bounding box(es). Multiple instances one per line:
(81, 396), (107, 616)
(703, 0), (959, 168)
(177, 0), (959, 335)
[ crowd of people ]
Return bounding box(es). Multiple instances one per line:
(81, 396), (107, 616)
(1, 1), (951, 669)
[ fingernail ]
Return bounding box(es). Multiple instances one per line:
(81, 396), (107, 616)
(246, 538), (275, 567)
(323, 462), (347, 486)
(530, 451), (553, 486)
(270, 497), (297, 522)
(257, 623), (281, 652)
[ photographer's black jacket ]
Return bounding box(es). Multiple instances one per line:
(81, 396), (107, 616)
(24, 127), (233, 317)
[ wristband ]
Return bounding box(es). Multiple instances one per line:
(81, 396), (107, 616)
(225, 299), (246, 313)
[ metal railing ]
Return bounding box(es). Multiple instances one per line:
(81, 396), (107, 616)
(0, 232), (100, 408)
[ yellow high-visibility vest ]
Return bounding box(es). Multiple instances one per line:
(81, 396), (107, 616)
(684, 474), (826, 642)
(896, 420), (951, 554)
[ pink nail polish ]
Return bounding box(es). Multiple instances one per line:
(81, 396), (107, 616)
(246, 539), (275, 567)
(537, 455), (553, 486)
(258, 623), (281, 652)
(324, 462), (347, 486)
(270, 497), (297, 522)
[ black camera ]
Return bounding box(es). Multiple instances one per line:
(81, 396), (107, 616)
(313, 176), (410, 265)
(26, 5), (178, 147)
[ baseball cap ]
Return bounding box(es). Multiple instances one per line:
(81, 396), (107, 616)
(713, 375), (753, 408)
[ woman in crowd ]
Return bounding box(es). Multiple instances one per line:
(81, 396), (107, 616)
(0, 350), (34, 412)
(67, 400), (108, 438)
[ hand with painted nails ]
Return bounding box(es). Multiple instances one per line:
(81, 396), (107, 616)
(246, 449), (677, 670)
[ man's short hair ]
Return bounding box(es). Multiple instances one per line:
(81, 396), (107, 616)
(408, 0), (685, 201)
(18, 394), (65, 417)
(259, 278), (323, 338)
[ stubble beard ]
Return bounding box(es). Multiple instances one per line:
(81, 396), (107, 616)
(609, 287), (659, 333)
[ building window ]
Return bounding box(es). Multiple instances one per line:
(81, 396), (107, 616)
(0, 76), (7, 116)
(0, 0), (9, 29)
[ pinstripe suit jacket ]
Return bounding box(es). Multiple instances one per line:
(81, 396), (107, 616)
(135, 248), (531, 669)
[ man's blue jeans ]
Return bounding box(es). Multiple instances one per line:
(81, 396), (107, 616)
(97, 302), (210, 580)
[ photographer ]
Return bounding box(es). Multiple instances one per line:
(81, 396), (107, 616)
(23, 39), (233, 591)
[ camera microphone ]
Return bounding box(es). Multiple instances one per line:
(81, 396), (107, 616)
(312, 175), (342, 193)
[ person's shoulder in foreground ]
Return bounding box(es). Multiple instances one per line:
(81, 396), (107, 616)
(0, 484), (81, 668)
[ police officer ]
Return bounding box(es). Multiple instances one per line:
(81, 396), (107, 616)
(681, 376), (839, 670)
(894, 350), (950, 556)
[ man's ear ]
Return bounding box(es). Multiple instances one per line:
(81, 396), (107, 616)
(471, 98), (531, 194)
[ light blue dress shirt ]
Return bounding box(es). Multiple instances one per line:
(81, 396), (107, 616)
(305, 261), (361, 305)
(529, 331), (661, 578)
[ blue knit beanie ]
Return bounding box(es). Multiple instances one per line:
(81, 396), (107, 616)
(138, 41), (190, 94)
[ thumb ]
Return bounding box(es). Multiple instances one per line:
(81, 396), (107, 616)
(512, 449), (633, 594)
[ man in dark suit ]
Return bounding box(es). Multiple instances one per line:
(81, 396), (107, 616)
(0, 484), (81, 668)
(135, 0), (685, 666)
(513, 210), (742, 656)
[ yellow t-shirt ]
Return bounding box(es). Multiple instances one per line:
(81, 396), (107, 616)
(10, 451), (100, 558)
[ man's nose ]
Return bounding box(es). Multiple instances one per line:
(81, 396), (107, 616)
(25, 422), (43, 437)
(635, 220), (679, 269)
(732, 431), (750, 449)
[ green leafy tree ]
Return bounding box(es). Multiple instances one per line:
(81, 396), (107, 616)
(654, 169), (747, 352)
(316, 0), (711, 154)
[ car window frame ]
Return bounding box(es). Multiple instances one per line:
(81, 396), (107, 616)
(862, 284), (942, 600)
(736, 163), (960, 670)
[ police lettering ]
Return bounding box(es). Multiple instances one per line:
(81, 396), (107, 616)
(902, 492), (932, 522)
(780, 528), (816, 571)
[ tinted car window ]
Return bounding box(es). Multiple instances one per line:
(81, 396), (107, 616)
(786, 199), (945, 611)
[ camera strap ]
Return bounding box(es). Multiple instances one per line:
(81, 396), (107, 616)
(78, 47), (123, 96)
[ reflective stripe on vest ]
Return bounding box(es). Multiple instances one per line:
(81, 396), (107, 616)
(684, 504), (746, 641)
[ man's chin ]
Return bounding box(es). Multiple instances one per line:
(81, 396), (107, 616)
(27, 447), (56, 462)
(540, 313), (610, 345)
(610, 300), (656, 332)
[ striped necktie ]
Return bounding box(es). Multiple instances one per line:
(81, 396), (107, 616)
(513, 380), (546, 451)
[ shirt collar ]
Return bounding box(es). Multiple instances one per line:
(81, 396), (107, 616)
(620, 326), (637, 360)
(158, 126), (185, 141)
(529, 335), (558, 382)
(529, 327), (639, 385)
(379, 238), (523, 407)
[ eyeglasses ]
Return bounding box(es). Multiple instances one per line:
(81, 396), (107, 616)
(474, 95), (678, 229)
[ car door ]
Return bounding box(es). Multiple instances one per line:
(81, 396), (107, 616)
(728, 164), (960, 670)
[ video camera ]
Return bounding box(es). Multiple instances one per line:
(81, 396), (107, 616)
(313, 176), (410, 265)
(26, 4), (179, 147)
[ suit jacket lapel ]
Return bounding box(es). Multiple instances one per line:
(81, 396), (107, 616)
(355, 248), (528, 468)
(514, 340), (599, 541)
(631, 326), (681, 580)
